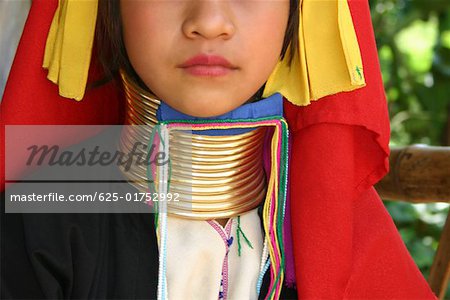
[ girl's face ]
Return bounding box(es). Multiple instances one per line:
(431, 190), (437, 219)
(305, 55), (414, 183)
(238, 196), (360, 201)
(121, 0), (290, 117)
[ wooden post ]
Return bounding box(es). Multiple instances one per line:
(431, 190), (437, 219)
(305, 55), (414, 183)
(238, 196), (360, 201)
(428, 212), (450, 299)
(375, 145), (450, 203)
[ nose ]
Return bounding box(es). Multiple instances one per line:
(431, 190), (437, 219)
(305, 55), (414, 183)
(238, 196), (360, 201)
(182, 0), (236, 40)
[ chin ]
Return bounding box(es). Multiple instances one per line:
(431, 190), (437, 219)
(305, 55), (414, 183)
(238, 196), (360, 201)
(178, 104), (231, 118)
(172, 95), (247, 118)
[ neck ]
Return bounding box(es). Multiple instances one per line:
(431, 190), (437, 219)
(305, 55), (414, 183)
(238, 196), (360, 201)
(119, 70), (267, 220)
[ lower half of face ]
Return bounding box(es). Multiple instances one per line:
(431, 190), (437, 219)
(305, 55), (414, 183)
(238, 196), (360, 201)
(121, 0), (289, 117)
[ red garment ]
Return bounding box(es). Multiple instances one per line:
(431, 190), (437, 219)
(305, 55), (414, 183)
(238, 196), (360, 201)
(0, 0), (438, 299)
(284, 0), (437, 298)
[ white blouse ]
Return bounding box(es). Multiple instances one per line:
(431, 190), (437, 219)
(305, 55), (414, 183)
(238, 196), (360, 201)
(166, 207), (265, 300)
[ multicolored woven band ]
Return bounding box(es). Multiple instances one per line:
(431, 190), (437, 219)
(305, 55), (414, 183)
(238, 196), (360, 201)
(148, 116), (289, 300)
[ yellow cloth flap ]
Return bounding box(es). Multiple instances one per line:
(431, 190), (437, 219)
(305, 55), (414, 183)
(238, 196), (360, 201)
(263, 0), (365, 106)
(43, 0), (98, 101)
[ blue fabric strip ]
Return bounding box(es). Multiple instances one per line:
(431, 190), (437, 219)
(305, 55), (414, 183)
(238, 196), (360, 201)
(156, 93), (283, 136)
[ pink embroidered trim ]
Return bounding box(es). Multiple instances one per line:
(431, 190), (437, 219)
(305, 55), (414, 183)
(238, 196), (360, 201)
(207, 219), (234, 300)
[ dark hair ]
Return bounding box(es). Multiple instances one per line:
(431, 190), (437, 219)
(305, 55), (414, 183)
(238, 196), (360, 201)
(95, 0), (299, 99)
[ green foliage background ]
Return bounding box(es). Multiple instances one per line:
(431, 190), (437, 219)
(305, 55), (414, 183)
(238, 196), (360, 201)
(369, 0), (450, 297)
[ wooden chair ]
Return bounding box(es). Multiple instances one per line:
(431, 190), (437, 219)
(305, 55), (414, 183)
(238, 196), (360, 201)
(376, 145), (450, 299)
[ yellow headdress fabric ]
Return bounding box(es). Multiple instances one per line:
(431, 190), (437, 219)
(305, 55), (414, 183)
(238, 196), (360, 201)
(263, 0), (366, 105)
(43, 0), (98, 101)
(43, 0), (365, 105)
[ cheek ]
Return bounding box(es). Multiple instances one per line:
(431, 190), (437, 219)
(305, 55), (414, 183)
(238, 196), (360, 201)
(240, 5), (290, 82)
(120, 2), (176, 76)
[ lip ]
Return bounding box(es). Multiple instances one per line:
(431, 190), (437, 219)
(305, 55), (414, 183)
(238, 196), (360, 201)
(178, 54), (238, 77)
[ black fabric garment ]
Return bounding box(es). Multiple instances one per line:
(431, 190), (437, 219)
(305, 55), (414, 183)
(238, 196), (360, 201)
(2, 209), (297, 299)
(1, 130), (297, 300)
(1, 211), (159, 299)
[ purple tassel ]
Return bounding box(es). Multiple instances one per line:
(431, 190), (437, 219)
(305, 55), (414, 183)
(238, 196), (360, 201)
(283, 134), (297, 289)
